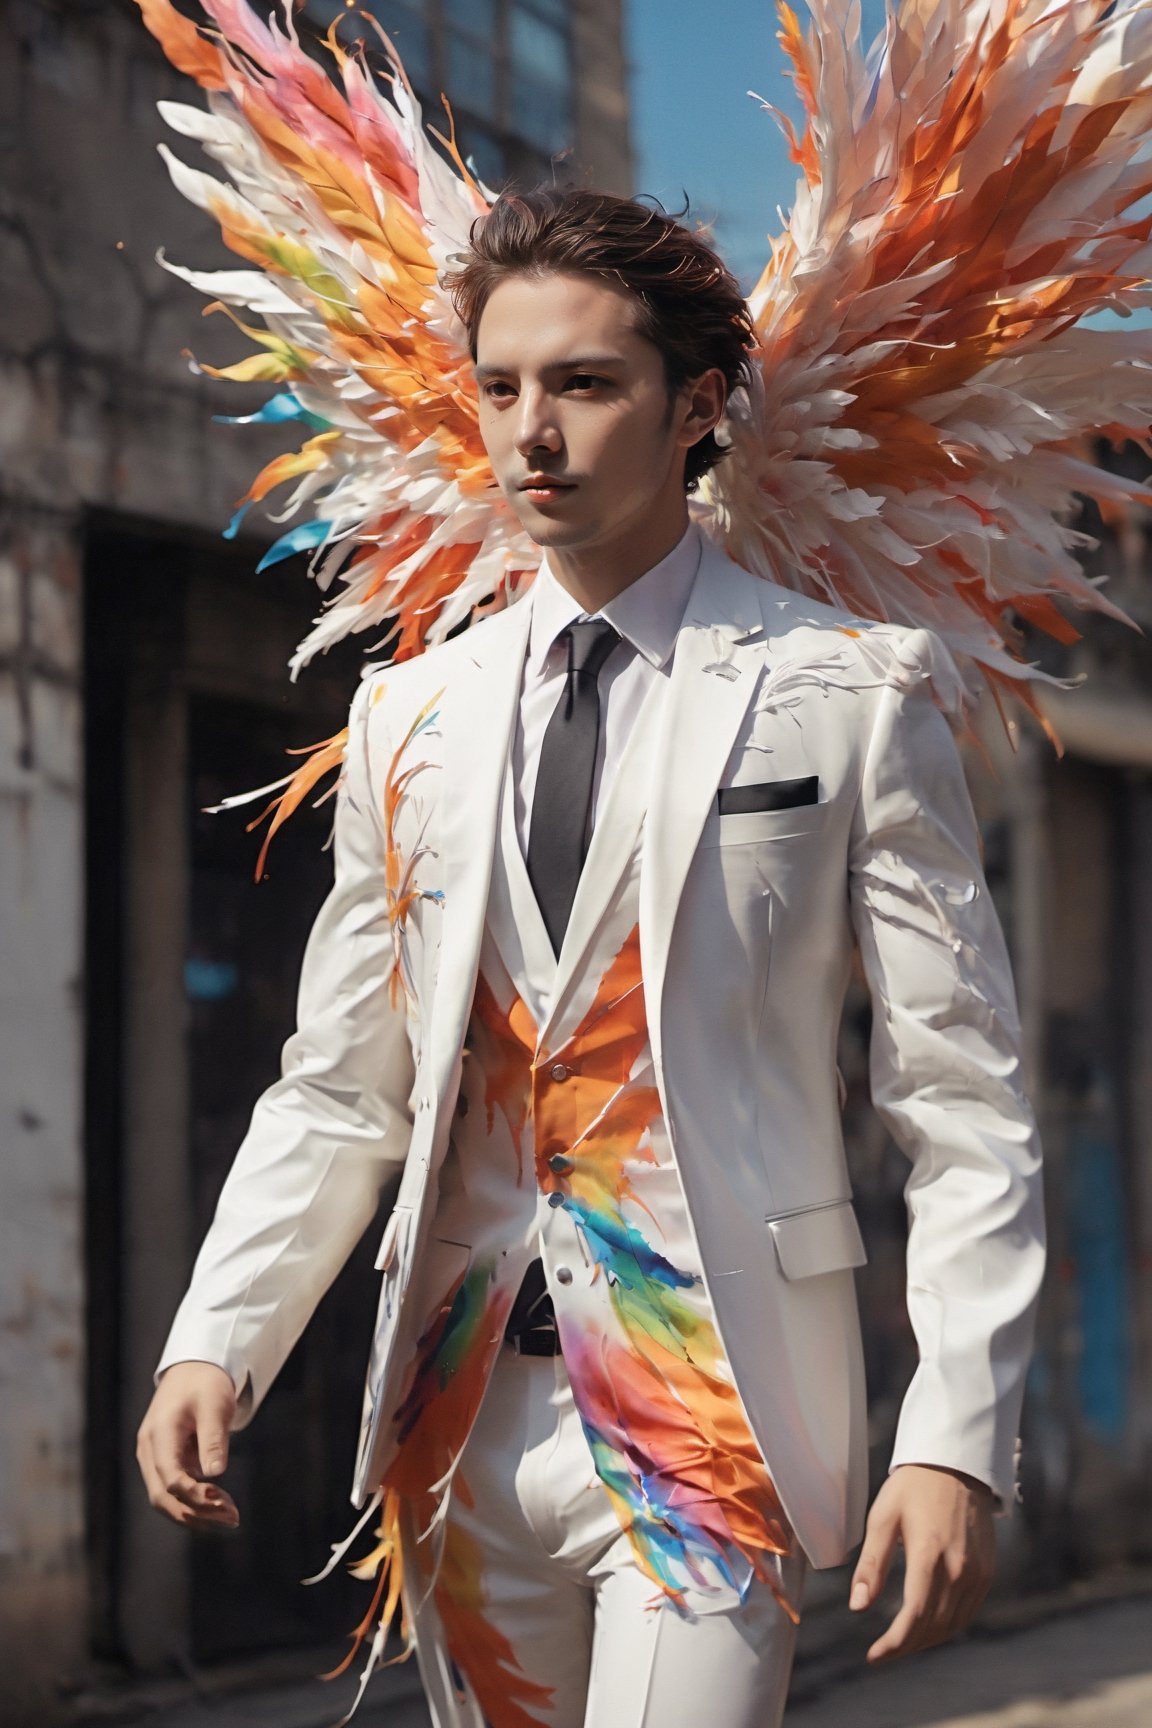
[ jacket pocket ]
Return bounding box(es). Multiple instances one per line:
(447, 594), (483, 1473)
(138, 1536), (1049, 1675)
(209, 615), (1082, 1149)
(767, 1198), (867, 1279)
(698, 801), (830, 847)
(717, 775), (819, 815)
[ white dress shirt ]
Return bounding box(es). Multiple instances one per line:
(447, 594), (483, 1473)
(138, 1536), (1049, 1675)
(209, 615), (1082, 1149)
(513, 522), (704, 856)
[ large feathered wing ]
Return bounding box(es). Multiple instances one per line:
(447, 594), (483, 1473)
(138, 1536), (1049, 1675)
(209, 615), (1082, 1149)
(136, 0), (540, 673)
(700, 0), (1152, 722)
(140, 0), (1151, 722)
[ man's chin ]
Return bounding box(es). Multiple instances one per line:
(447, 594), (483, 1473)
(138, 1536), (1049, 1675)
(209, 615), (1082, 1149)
(508, 506), (595, 550)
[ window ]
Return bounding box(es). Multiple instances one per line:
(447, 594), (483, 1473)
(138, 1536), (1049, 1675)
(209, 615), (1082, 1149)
(304, 0), (575, 176)
(516, 0), (567, 21)
(443, 0), (498, 30)
(508, 0), (572, 154)
(443, 0), (501, 127)
(445, 29), (498, 119)
(509, 72), (570, 154)
(509, 3), (568, 84)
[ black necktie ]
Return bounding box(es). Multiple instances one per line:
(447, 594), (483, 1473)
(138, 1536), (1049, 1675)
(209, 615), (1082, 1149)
(526, 618), (621, 956)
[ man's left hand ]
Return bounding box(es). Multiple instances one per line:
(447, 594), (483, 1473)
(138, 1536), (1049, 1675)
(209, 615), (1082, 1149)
(848, 1463), (995, 1662)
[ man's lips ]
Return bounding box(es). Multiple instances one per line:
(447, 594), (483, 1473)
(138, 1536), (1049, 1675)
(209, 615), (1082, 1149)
(518, 476), (576, 493)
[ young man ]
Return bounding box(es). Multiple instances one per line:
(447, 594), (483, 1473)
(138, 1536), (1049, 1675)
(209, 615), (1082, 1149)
(138, 190), (1044, 1728)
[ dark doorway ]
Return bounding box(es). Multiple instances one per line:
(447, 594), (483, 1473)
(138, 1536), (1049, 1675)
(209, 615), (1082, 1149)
(84, 514), (392, 1668)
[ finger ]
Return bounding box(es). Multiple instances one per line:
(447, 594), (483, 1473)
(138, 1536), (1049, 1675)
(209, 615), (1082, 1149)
(138, 1430), (238, 1529)
(180, 1477), (240, 1521)
(148, 1460), (238, 1524)
(850, 1508), (900, 1610)
(150, 1420), (221, 1514)
(198, 1481), (240, 1519)
(929, 1531), (993, 1647)
(195, 1404), (232, 1481)
(867, 1596), (922, 1664)
(153, 1486), (239, 1531)
(867, 1556), (939, 1663)
(941, 1568), (992, 1645)
(913, 1553), (956, 1651)
(137, 1432), (165, 1518)
(867, 1585), (942, 1664)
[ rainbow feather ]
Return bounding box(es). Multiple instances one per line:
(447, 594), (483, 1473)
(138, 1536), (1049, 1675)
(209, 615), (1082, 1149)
(706, 0), (1152, 717)
(136, 0), (540, 672)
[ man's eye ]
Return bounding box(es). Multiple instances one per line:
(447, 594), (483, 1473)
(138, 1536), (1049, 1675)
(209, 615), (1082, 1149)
(483, 380), (515, 400)
(566, 373), (607, 392)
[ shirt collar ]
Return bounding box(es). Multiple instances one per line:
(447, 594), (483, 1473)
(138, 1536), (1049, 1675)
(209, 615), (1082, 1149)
(527, 522), (704, 675)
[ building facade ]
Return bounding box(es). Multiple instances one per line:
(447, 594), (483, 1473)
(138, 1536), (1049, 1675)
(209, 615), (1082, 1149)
(307, 0), (631, 195)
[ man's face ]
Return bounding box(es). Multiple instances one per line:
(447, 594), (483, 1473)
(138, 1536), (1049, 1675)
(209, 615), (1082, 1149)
(473, 271), (699, 556)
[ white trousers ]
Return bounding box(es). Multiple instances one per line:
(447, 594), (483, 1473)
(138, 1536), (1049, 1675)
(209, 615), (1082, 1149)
(407, 1346), (806, 1728)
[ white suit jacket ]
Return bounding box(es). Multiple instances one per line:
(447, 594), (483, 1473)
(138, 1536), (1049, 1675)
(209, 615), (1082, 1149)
(160, 539), (1045, 1569)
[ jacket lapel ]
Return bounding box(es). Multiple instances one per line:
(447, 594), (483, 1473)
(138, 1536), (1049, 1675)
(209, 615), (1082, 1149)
(541, 666), (664, 1044)
(488, 757), (557, 1032)
(640, 544), (769, 1057)
(427, 597), (533, 1093)
(426, 544), (770, 1084)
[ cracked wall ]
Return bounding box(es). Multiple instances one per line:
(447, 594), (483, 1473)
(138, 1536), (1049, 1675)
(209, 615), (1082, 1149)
(0, 1), (284, 1717)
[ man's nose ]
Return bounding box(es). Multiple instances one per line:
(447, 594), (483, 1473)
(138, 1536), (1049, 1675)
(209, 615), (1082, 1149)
(513, 388), (562, 458)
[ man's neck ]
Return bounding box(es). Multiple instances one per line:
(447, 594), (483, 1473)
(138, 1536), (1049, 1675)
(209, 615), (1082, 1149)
(545, 507), (691, 614)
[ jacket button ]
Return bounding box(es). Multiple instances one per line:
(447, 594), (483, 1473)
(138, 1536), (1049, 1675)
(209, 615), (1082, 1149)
(555, 1266), (573, 1286)
(547, 1192), (565, 1209)
(548, 1152), (573, 1174)
(549, 1062), (571, 1083)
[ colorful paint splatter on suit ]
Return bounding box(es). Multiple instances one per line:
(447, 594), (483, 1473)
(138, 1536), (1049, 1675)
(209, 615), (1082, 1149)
(473, 924), (795, 1618)
(336, 1255), (548, 1722)
(341, 922), (793, 1719)
(382, 689), (444, 1008)
(430, 1477), (556, 1728)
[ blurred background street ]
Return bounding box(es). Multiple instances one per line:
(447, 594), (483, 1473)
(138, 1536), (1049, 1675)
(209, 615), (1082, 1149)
(70, 1578), (1152, 1726)
(3, 1), (1151, 1724)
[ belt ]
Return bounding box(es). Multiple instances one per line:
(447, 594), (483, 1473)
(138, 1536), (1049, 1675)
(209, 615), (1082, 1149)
(505, 1327), (562, 1357)
(503, 1257), (562, 1357)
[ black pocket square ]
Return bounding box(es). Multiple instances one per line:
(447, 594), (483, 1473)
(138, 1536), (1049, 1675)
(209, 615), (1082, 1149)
(717, 775), (820, 815)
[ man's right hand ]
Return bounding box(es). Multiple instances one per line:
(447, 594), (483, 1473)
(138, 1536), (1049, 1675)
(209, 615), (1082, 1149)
(136, 1361), (240, 1531)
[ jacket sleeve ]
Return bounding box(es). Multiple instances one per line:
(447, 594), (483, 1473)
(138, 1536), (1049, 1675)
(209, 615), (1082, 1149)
(157, 672), (417, 1424)
(848, 630), (1045, 1507)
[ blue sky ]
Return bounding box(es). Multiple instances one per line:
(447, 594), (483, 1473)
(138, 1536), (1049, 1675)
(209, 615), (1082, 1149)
(625, 0), (887, 288)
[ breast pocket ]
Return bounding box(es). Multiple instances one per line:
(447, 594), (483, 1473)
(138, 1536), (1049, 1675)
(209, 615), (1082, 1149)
(699, 799), (831, 848)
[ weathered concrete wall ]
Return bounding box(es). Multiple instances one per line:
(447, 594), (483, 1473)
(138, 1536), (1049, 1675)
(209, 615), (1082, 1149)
(0, 1), (278, 1716)
(0, 503), (86, 1722)
(1, 0), (284, 528)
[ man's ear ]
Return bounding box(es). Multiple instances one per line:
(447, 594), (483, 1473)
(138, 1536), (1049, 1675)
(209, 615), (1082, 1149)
(676, 367), (728, 451)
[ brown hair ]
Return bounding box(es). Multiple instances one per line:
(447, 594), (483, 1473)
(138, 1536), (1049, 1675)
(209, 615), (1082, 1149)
(446, 187), (755, 491)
